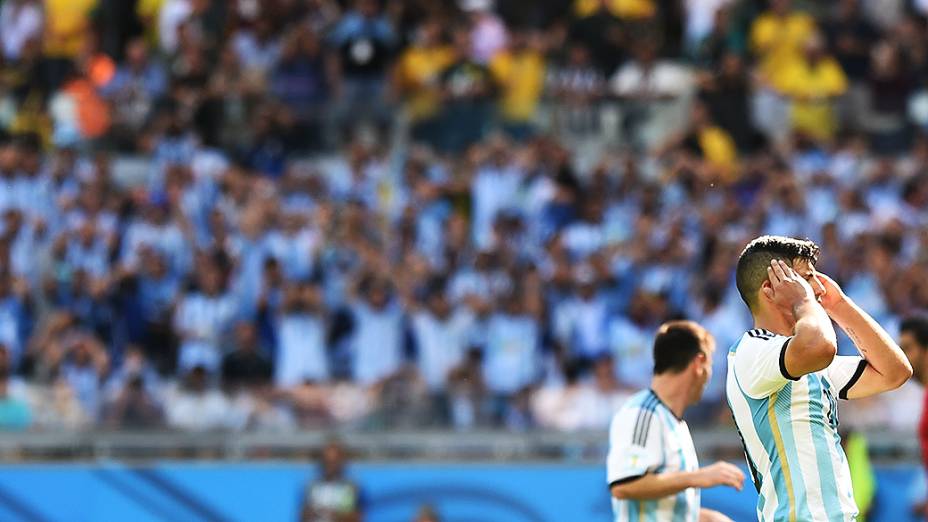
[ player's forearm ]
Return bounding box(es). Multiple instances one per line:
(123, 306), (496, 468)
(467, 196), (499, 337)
(829, 298), (912, 385)
(611, 471), (698, 500)
(791, 300), (838, 368)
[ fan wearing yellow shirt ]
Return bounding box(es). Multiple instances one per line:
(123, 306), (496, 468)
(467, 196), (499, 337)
(488, 31), (546, 140)
(749, 0), (816, 84)
(45, 0), (98, 59)
(775, 33), (848, 142)
(394, 20), (455, 145)
(44, 0), (98, 89)
(656, 102), (739, 185)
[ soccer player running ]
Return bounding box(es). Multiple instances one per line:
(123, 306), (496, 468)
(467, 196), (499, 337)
(608, 320), (745, 522)
(727, 236), (913, 522)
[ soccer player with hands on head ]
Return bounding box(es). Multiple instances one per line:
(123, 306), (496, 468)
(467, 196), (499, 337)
(727, 236), (912, 522)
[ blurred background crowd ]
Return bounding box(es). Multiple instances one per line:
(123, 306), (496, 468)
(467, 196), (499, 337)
(0, 0), (925, 436)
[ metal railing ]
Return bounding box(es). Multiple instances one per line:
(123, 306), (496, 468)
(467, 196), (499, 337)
(0, 428), (916, 464)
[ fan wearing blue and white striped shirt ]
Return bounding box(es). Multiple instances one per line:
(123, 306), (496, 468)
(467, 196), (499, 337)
(727, 236), (913, 522)
(608, 321), (744, 522)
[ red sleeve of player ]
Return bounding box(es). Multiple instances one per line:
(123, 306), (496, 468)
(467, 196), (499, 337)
(920, 389), (928, 471)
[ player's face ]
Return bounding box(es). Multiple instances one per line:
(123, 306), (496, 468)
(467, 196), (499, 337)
(790, 259), (826, 303)
(693, 349), (713, 401)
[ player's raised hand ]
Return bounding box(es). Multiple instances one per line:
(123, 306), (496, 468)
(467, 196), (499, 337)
(763, 259), (816, 313)
(813, 272), (848, 313)
(693, 461), (745, 491)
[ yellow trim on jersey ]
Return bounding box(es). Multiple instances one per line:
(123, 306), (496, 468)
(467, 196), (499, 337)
(768, 391), (797, 522)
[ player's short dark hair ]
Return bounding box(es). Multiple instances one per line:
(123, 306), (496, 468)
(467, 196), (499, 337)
(736, 235), (820, 312)
(900, 315), (928, 349)
(653, 320), (715, 375)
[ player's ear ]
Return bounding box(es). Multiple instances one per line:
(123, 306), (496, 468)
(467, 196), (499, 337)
(760, 279), (774, 303)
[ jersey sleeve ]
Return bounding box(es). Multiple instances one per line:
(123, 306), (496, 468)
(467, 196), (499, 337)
(606, 404), (664, 487)
(733, 332), (798, 400)
(823, 355), (868, 400)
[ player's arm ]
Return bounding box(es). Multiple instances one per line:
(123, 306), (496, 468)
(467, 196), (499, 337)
(816, 273), (912, 399)
(611, 462), (744, 501)
(767, 260), (838, 378)
(607, 406), (743, 501)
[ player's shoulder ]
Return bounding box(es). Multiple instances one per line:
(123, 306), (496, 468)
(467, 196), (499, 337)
(609, 389), (664, 439)
(610, 390), (663, 426)
(731, 328), (789, 354)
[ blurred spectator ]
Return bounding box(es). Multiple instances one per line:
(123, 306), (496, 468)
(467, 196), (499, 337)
(300, 440), (365, 522)
(824, 0), (878, 131)
(221, 321), (272, 389)
(610, 39), (692, 149)
(271, 26), (331, 152)
(394, 19), (455, 147)
(463, 0), (509, 64)
(34, 377), (92, 430)
(482, 292), (540, 418)
(552, 265), (609, 363)
(436, 28), (494, 153)
(656, 101), (738, 184)
(866, 41), (915, 154)
(0, 368), (30, 430)
(0, 0), (42, 62)
(275, 283), (329, 388)
(164, 365), (231, 431)
(607, 290), (661, 389)
(775, 33), (847, 142)
(101, 38), (168, 148)
(59, 335), (109, 421)
(105, 373), (163, 429)
(697, 53), (762, 153)
(43, 0), (97, 88)
(328, 0), (396, 140)
(346, 276), (405, 385)
(173, 260), (236, 373)
(488, 30), (546, 140)
(232, 16), (282, 78)
(546, 44), (606, 136)
(749, 0), (816, 141)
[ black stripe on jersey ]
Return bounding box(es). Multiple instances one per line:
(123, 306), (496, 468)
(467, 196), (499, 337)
(778, 337), (800, 381)
(839, 360), (869, 400)
(747, 329), (772, 341)
(632, 394), (657, 446)
(733, 424), (762, 493)
(632, 395), (659, 446)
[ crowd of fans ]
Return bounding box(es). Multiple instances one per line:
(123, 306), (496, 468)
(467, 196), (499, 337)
(0, 0), (926, 434)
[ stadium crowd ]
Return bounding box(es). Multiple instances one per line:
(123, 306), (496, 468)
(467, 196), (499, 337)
(0, 0), (925, 434)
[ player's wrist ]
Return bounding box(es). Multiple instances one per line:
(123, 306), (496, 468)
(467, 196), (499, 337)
(824, 295), (853, 319)
(688, 468), (709, 488)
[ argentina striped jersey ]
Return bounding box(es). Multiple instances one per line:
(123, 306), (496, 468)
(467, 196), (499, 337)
(726, 329), (868, 522)
(607, 389), (700, 522)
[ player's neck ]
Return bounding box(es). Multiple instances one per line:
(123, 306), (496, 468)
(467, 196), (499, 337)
(752, 309), (794, 337)
(650, 376), (689, 420)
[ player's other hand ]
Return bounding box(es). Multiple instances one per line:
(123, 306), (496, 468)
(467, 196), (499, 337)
(763, 259), (816, 313)
(694, 461), (745, 491)
(813, 272), (848, 313)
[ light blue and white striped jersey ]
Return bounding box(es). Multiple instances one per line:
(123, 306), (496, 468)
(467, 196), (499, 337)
(607, 389), (700, 522)
(726, 329), (868, 522)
